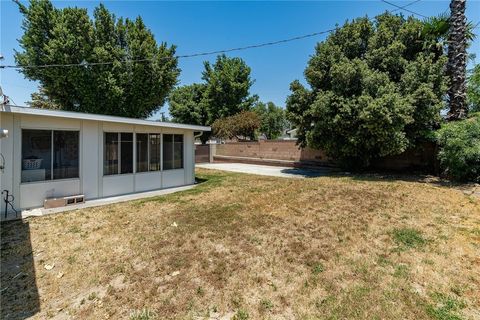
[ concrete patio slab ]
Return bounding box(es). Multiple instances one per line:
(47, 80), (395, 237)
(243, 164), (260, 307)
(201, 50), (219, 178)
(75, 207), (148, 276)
(197, 162), (333, 178)
(2, 184), (196, 221)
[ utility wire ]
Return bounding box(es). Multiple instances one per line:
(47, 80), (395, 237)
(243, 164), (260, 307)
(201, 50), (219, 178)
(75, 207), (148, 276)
(0, 0), (425, 70)
(381, 0), (428, 19)
(7, 96), (18, 106)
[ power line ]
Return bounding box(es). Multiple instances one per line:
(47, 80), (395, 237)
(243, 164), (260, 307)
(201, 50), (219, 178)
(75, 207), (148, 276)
(381, 0), (428, 19)
(0, 0), (425, 70)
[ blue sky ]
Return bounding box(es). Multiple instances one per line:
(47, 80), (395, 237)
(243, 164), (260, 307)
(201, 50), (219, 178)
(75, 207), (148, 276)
(1, 0), (479, 119)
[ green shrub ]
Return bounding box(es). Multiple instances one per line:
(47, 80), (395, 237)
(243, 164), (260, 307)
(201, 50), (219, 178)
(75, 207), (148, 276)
(437, 113), (480, 182)
(212, 111), (260, 140)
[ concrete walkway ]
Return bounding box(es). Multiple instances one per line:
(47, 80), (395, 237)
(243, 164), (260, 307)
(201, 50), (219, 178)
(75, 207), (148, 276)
(2, 184), (196, 221)
(197, 162), (333, 178)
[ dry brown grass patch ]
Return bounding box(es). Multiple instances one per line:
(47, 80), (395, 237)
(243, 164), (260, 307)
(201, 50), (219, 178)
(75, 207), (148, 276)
(1, 168), (479, 319)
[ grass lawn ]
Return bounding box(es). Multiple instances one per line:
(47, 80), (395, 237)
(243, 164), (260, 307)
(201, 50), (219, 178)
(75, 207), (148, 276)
(1, 168), (479, 319)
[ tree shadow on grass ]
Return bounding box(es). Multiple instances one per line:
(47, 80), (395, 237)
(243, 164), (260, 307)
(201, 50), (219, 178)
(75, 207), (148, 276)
(1, 220), (40, 319)
(329, 170), (477, 192)
(280, 167), (335, 178)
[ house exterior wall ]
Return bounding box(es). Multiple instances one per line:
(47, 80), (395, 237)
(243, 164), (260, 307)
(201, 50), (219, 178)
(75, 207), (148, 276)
(0, 113), (196, 211)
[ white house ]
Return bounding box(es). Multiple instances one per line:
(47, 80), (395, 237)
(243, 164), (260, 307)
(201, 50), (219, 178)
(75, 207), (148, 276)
(0, 105), (210, 213)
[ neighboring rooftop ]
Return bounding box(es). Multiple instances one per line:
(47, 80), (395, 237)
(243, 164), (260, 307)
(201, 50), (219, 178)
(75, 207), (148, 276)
(0, 105), (211, 131)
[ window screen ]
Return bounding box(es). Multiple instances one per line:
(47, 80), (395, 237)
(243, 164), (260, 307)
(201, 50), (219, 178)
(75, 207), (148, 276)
(149, 134), (161, 171)
(136, 133), (149, 173)
(53, 131), (79, 180)
(22, 129), (79, 183)
(104, 132), (119, 175)
(163, 134), (183, 170)
(173, 134), (183, 169)
(104, 132), (133, 175)
(21, 130), (52, 182)
(120, 133), (133, 174)
(163, 134), (173, 170)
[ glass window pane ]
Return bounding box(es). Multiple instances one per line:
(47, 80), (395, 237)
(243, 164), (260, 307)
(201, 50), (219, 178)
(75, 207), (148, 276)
(149, 134), (161, 171)
(21, 130), (52, 182)
(136, 133), (148, 173)
(53, 131), (79, 180)
(173, 134), (183, 169)
(163, 134), (173, 170)
(104, 132), (118, 175)
(120, 132), (133, 174)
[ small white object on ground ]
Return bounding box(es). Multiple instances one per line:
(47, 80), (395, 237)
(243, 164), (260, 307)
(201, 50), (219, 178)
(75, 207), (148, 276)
(171, 222), (178, 227)
(44, 264), (55, 270)
(171, 271), (180, 277)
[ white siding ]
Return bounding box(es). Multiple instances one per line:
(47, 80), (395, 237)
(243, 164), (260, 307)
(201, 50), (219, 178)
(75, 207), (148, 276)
(0, 112), (199, 211)
(102, 174), (135, 197)
(81, 120), (99, 199)
(135, 172), (162, 192)
(20, 179), (81, 209)
(0, 113), (14, 199)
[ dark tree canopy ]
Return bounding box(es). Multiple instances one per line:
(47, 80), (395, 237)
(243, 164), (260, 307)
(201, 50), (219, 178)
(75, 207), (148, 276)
(202, 54), (256, 122)
(15, 0), (180, 118)
(168, 83), (209, 143)
(286, 13), (447, 168)
(27, 85), (60, 110)
(169, 54), (256, 142)
(169, 83), (208, 126)
(254, 101), (287, 139)
(212, 111), (260, 141)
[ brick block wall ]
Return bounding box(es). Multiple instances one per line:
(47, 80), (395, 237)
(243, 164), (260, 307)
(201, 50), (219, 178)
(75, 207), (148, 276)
(214, 140), (437, 173)
(215, 140), (331, 164)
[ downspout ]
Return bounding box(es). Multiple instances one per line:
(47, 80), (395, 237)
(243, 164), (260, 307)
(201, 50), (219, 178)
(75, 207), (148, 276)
(192, 131), (204, 183)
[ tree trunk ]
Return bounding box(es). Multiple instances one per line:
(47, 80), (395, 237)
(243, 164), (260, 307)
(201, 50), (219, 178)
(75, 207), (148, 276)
(447, 0), (468, 120)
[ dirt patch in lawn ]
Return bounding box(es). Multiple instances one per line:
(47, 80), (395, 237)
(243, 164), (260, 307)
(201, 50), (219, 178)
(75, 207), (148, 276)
(1, 169), (479, 319)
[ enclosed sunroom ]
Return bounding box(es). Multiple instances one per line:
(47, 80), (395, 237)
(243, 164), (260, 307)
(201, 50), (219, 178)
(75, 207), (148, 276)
(0, 105), (210, 212)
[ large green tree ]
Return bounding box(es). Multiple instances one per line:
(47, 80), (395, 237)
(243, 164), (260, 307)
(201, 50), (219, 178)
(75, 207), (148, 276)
(254, 101), (287, 139)
(168, 83), (209, 143)
(169, 54), (256, 142)
(27, 85), (60, 109)
(202, 54), (256, 121)
(286, 13), (447, 168)
(15, 0), (179, 118)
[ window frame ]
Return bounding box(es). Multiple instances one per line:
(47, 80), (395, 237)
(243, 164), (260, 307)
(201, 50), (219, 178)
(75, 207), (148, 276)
(135, 133), (162, 173)
(148, 133), (162, 172)
(103, 132), (134, 176)
(163, 133), (184, 171)
(20, 128), (80, 184)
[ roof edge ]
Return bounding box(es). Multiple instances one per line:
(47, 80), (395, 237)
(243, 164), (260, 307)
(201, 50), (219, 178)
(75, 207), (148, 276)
(1, 105), (211, 131)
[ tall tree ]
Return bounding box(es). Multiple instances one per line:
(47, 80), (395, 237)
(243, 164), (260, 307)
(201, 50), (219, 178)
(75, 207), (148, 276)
(286, 13), (447, 168)
(27, 85), (60, 109)
(254, 101), (287, 139)
(447, 0), (468, 120)
(14, 0), (179, 118)
(169, 54), (257, 142)
(202, 54), (256, 122)
(168, 83), (210, 143)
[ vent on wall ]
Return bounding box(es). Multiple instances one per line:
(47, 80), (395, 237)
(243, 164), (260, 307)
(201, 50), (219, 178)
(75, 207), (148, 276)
(44, 195), (85, 209)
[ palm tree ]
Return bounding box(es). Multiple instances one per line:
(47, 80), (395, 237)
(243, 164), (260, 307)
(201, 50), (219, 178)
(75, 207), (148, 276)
(447, 0), (468, 120)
